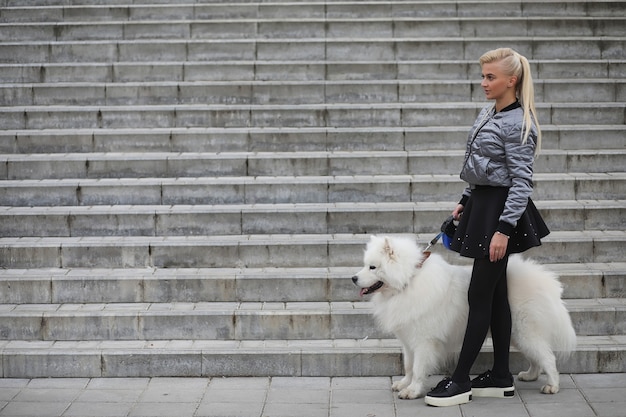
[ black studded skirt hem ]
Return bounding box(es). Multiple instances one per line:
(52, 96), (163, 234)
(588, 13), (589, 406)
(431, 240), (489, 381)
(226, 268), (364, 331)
(449, 186), (550, 259)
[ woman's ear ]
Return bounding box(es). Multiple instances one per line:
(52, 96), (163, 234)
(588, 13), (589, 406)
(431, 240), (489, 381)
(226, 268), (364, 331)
(508, 76), (518, 88)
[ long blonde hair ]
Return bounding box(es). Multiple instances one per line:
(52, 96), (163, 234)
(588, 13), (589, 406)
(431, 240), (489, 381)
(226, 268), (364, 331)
(479, 48), (542, 154)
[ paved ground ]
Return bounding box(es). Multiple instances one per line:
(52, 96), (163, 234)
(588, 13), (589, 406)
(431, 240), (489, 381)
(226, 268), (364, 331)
(0, 374), (624, 417)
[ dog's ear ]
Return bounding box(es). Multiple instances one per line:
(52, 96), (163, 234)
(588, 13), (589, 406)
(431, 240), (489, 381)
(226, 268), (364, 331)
(383, 237), (396, 260)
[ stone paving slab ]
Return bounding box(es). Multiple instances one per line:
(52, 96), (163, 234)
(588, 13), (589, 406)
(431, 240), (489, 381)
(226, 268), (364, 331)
(0, 374), (624, 417)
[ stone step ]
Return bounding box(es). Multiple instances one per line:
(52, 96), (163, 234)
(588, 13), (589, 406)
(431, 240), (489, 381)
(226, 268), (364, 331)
(0, 262), (623, 304)
(2, 17), (625, 41)
(2, 103), (625, 130)
(5, 297), (626, 336)
(3, 78), (624, 106)
(0, 231), (624, 268)
(2, 60), (624, 83)
(0, 0), (622, 383)
(1, 37), (624, 64)
(2, 150), (625, 180)
(0, 200), (623, 237)
(0, 299), (623, 341)
(2, 1), (624, 22)
(1, 173), (624, 206)
(1, 335), (623, 378)
(1, 126), (624, 153)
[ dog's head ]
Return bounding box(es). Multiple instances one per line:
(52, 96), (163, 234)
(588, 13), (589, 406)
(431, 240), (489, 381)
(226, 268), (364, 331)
(351, 235), (428, 297)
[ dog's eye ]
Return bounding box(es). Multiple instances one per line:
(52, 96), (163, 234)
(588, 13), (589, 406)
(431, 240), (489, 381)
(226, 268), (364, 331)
(369, 266), (376, 270)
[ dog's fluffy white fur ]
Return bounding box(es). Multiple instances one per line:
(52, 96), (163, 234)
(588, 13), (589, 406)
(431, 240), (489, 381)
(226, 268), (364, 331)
(352, 235), (577, 399)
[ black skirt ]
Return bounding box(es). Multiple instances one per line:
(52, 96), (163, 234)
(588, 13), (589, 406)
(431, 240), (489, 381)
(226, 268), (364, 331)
(449, 186), (550, 259)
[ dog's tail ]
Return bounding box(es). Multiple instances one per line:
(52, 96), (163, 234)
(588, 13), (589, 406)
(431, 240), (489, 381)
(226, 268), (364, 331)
(545, 266), (577, 358)
(552, 298), (578, 360)
(507, 255), (577, 358)
(538, 269), (577, 359)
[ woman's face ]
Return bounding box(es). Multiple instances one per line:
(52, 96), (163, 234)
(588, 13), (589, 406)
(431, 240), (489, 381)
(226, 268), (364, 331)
(480, 61), (516, 102)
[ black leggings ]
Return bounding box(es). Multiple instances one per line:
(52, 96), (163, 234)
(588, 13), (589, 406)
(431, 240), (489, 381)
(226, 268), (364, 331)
(452, 256), (511, 383)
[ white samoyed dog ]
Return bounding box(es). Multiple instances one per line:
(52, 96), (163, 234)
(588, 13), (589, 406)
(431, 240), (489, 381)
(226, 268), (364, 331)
(352, 235), (577, 400)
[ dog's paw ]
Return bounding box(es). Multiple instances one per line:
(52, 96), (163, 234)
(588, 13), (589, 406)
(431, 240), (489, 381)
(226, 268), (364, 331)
(397, 383), (425, 400)
(391, 381), (402, 392)
(518, 370), (539, 382)
(391, 377), (411, 392)
(398, 388), (422, 400)
(541, 384), (559, 394)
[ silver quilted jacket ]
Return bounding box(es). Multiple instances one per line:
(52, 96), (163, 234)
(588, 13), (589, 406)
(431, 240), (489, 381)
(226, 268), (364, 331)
(459, 102), (538, 231)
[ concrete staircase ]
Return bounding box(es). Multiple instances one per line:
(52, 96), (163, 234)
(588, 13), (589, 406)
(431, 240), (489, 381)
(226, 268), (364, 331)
(0, 0), (624, 378)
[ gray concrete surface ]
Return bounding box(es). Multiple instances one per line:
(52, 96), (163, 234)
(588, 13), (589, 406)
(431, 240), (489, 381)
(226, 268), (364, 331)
(0, 374), (625, 417)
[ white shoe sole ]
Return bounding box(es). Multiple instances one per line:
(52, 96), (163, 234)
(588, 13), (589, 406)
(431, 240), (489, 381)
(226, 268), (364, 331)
(425, 391), (472, 407)
(472, 386), (515, 398)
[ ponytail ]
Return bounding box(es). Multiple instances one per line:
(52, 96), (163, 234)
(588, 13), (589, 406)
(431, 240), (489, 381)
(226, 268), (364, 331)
(479, 48), (542, 155)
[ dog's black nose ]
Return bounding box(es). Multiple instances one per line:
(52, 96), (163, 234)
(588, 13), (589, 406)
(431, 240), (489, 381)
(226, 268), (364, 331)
(351, 276), (358, 284)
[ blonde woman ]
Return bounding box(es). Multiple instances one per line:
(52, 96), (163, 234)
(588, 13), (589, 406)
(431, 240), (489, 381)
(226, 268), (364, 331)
(425, 48), (550, 407)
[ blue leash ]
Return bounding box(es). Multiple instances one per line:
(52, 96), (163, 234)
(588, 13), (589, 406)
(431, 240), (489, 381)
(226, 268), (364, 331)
(423, 215), (456, 252)
(423, 232), (443, 252)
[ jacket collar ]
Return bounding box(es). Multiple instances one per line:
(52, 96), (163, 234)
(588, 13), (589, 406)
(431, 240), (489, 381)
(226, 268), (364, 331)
(499, 100), (521, 113)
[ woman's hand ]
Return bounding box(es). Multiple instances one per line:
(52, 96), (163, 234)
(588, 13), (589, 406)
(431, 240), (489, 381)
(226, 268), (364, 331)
(452, 204), (464, 221)
(490, 232), (509, 262)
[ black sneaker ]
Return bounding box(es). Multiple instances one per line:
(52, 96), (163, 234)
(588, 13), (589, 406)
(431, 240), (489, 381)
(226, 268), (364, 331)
(471, 370), (515, 398)
(425, 378), (472, 407)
